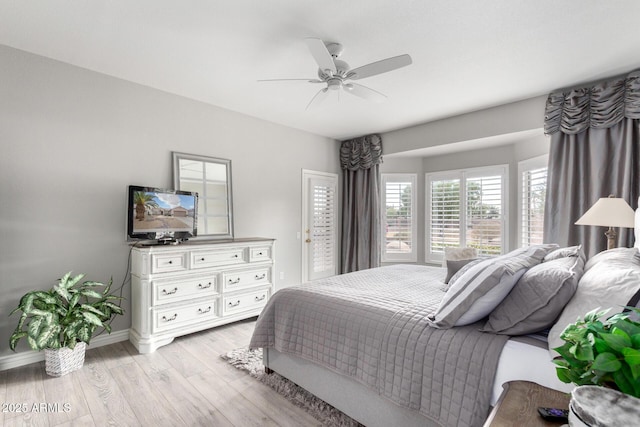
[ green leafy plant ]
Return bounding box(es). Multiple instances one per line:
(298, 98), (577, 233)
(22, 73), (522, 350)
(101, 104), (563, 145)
(553, 307), (640, 398)
(9, 272), (125, 351)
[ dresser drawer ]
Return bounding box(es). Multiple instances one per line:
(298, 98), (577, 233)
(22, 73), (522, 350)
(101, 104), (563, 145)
(153, 298), (219, 332)
(250, 246), (272, 262)
(191, 247), (247, 269)
(222, 267), (271, 292)
(223, 288), (269, 315)
(152, 275), (219, 305)
(150, 252), (188, 273)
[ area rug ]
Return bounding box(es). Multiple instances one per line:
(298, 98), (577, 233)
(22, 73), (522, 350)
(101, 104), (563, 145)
(222, 348), (362, 426)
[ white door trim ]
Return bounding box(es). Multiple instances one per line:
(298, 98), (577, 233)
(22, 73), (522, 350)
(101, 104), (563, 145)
(302, 169), (339, 283)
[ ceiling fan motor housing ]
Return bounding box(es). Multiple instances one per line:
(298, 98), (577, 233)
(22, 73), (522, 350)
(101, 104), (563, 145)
(318, 59), (350, 80)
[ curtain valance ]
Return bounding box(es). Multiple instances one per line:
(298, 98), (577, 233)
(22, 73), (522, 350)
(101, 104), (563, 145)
(544, 70), (640, 135)
(340, 134), (383, 170)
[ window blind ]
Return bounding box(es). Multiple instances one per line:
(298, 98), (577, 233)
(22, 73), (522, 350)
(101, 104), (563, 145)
(466, 175), (503, 255)
(521, 167), (547, 246)
(426, 166), (508, 263)
(312, 183), (336, 273)
(429, 178), (461, 256)
(382, 174), (417, 262)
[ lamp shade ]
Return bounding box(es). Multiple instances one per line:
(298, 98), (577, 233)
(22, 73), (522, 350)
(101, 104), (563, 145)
(575, 196), (635, 228)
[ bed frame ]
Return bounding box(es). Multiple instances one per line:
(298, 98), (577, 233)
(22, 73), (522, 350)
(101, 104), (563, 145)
(264, 348), (437, 427)
(264, 336), (574, 427)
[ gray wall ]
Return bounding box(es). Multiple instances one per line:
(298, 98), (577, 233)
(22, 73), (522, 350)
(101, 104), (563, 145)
(0, 45), (339, 358)
(382, 96), (547, 156)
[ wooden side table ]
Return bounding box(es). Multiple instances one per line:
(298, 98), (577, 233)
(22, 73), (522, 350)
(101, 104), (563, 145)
(484, 381), (571, 426)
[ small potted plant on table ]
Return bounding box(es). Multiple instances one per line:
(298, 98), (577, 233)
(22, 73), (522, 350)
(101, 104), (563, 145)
(9, 272), (125, 376)
(553, 307), (640, 396)
(553, 307), (640, 425)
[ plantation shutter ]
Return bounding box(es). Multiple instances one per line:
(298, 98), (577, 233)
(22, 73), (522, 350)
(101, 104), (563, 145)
(429, 177), (461, 257)
(465, 174), (504, 256)
(521, 167), (547, 246)
(426, 165), (508, 263)
(381, 174), (417, 262)
(311, 179), (336, 277)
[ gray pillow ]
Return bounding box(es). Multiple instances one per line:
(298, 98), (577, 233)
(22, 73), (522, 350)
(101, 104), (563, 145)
(429, 244), (558, 329)
(444, 258), (477, 284)
(482, 255), (584, 335)
(544, 245), (585, 263)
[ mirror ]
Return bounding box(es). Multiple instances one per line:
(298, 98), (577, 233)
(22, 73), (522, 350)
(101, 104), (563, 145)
(173, 152), (233, 239)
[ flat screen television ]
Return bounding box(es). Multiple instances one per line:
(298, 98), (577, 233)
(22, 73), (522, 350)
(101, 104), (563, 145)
(127, 185), (198, 244)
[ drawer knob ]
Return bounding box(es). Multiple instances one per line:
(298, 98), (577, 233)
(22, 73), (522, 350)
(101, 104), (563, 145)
(198, 282), (212, 289)
(233, 254), (239, 258)
(258, 252), (263, 256)
(162, 313), (178, 322)
(228, 278), (241, 285)
(198, 306), (212, 314)
(200, 257), (205, 261)
(255, 294), (266, 302)
(255, 273), (266, 280)
(168, 260), (173, 264)
(228, 300), (241, 308)
(162, 287), (178, 295)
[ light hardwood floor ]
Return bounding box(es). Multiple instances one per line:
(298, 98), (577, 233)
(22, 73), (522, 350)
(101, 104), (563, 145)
(0, 319), (322, 427)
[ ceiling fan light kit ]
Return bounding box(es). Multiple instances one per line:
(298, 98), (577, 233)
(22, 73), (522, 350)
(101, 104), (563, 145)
(260, 37), (412, 109)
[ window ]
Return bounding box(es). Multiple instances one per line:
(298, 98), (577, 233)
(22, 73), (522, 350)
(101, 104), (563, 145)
(518, 155), (548, 247)
(426, 165), (508, 263)
(382, 174), (417, 262)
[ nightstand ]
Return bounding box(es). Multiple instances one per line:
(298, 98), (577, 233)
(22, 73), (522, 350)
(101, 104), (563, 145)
(483, 381), (571, 426)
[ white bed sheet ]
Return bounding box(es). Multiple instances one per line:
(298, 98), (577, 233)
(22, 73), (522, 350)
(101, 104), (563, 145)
(492, 337), (573, 404)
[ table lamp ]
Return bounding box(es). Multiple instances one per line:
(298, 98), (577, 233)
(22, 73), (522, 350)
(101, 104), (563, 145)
(575, 195), (635, 250)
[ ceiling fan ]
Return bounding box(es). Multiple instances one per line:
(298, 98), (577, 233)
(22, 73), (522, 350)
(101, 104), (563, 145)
(259, 38), (412, 109)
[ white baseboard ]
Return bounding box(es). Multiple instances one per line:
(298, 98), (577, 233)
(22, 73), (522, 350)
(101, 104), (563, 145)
(0, 329), (130, 372)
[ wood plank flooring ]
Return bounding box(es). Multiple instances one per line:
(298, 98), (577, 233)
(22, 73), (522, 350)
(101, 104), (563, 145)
(0, 319), (322, 427)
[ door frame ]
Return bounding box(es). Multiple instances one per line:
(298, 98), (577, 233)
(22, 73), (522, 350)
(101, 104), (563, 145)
(301, 169), (339, 283)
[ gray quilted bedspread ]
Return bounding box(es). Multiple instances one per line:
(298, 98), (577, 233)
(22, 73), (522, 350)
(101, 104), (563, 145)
(249, 264), (509, 427)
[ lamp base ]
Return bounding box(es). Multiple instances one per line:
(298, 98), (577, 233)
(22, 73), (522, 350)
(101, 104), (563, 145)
(605, 227), (617, 250)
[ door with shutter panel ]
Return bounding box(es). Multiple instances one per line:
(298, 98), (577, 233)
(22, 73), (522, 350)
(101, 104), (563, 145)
(302, 170), (338, 282)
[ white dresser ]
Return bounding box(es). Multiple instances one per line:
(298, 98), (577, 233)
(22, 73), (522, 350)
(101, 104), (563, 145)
(129, 238), (275, 353)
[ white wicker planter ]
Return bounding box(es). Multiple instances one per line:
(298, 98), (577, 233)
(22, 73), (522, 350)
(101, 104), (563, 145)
(44, 342), (86, 377)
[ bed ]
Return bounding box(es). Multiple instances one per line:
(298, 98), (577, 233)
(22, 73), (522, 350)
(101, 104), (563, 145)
(249, 246), (640, 427)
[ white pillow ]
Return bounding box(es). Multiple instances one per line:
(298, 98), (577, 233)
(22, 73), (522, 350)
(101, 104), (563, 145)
(584, 247), (639, 271)
(548, 248), (640, 358)
(441, 246), (478, 267)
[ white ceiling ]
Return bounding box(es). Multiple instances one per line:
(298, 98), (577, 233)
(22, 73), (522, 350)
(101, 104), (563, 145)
(2, 1), (640, 141)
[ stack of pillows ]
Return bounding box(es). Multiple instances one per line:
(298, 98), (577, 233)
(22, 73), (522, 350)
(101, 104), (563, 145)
(547, 247), (640, 356)
(429, 244), (586, 334)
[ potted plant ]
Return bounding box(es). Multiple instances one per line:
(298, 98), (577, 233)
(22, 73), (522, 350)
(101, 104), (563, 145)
(9, 272), (125, 376)
(553, 307), (640, 398)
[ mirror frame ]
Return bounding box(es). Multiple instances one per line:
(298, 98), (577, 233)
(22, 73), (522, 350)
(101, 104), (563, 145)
(172, 152), (234, 239)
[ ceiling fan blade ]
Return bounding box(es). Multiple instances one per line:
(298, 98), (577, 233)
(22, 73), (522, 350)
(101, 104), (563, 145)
(258, 78), (324, 83)
(347, 54), (412, 80)
(306, 87), (330, 110)
(304, 38), (337, 75)
(343, 83), (387, 103)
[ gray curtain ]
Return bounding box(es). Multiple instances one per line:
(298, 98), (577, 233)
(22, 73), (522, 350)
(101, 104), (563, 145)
(543, 71), (640, 259)
(340, 134), (383, 273)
